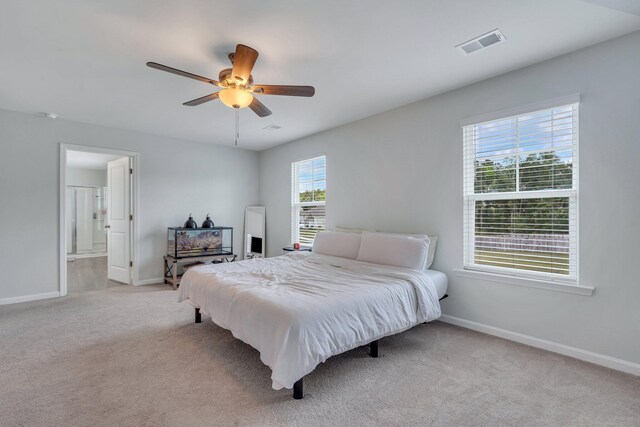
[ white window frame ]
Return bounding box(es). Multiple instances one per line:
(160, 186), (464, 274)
(462, 97), (580, 285)
(291, 155), (326, 246)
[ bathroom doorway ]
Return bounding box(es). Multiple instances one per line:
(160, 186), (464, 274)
(59, 144), (139, 296)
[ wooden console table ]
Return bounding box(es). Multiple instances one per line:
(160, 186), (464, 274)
(163, 254), (236, 289)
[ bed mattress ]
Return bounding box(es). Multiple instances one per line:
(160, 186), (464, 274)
(178, 251), (442, 389)
(425, 269), (448, 299)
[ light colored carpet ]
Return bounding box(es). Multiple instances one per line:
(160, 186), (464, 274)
(0, 285), (638, 427)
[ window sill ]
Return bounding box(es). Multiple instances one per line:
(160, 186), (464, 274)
(453, 268), (594, 296)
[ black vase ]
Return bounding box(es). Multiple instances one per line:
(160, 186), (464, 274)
(201, 214), (215, 228)
(183, 214), (198, 229)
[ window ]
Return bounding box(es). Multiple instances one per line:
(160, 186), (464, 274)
(291, 156), (326, 245)
(463, 102), (578, 282)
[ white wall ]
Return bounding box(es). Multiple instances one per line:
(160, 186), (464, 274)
(0, 110), (259, 300)
(260, 32), (640, 366)
(66, 167), (107, 188)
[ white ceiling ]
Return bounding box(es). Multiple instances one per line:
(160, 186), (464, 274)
(1, 1), (639, 151)
(67, 150), (123, 170)
(583, 0), (640, 15)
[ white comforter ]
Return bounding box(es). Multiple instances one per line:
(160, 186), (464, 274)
(177, 252), (441, 389)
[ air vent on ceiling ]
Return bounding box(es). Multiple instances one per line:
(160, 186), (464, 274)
(456, 29), (505, 55)
(262, 124), (282, 131)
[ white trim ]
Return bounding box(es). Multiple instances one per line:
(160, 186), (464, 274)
(572, 103), (580, 283)
(439, 314), (640, 377)
(0, 292), (61, 306)
(59, 148), (67, 296)
(290, 152), (327, 165)
(465, 188), (575, 201)
(453, 268), (594, 296)
(291, 155), (327, 245)
(59, 143), (140, 297)
(460, 93), (581, 127)
(462, 100), (580, 282)
(461, 261), (579, 284)
(134, 277), (164, 286)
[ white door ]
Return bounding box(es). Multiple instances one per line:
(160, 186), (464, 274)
(76, 188), (93, 252)
(65, 188), (74, 254)
(107, 157), (131, 284)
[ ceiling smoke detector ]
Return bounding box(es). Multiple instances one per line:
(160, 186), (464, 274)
(456, 29), (506, 55)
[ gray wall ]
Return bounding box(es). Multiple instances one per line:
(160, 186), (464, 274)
(260, 32), (640, 365)
(66, 167), (107, 188)
(0, 110), (259, 299)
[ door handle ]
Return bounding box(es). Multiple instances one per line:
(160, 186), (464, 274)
(105, 225), (111, 229)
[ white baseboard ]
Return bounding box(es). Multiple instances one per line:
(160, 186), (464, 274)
(0, 291), (61, 306)
(439, 314), (640, 377)
(134, 277), (164, 286)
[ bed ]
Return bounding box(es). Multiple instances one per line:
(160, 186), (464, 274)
(178, 232), (447, 399)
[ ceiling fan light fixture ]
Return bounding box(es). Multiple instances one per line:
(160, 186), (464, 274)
(147, 43), (315, 134)
(219, 88), (253, 109)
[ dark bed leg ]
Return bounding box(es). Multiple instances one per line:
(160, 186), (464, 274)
(195, 307), (202, 323)
(369, 340), (379, 358)
(293, 378), (304, 400)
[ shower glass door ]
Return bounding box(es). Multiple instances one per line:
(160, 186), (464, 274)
(66, 186), (107, 255)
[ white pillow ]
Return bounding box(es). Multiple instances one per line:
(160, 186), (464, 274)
(356, 231), (430, 270)
(426, 235), (438, 269)
(335, 226), (371, 234)
(312, 231), (362, 260)
(375, 232), (437, 269)
(376, 231), (428, 240)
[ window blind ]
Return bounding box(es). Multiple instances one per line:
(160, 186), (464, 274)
(463, 103), (578, 281)
(291, 156), (326, 245)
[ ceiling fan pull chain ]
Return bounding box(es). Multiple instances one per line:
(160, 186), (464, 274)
(235, 107), (240, 146)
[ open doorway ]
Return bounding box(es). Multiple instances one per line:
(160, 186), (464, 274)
(59, 144), (139, 296)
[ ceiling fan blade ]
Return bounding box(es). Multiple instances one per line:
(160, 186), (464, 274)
(249, 97), (272, 117)
(251, 85), (315, 97)
(147, 62), (220, 86)
(231, 44), (259, 85)
(183, 92), (220, 106)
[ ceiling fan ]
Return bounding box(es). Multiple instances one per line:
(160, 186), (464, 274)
(147, 44), (315, 145)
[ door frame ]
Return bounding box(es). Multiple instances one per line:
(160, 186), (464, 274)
(59, 143), (140, 296)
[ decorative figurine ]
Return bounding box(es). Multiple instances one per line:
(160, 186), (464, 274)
(183, 213), (198, 229)
(202, 213), (215, 228)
